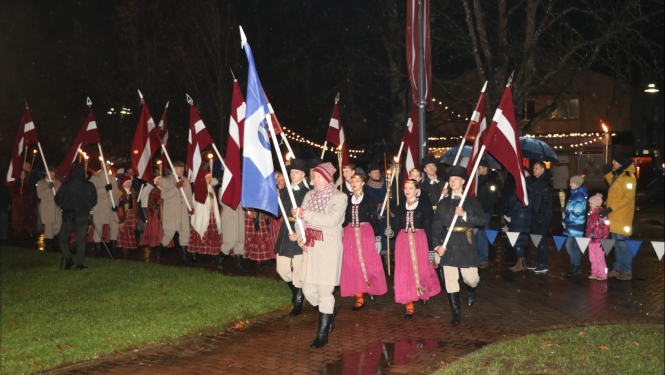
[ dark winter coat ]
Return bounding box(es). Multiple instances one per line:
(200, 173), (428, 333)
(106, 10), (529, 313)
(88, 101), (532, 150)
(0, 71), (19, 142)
(55, 164), (97, 219)
(432, 195), (486, 268)
(562, 186), (588, 237)
(528, 170), (552, 234)
(476, 172), (501, 214)
(342, 194), (380, 236)
(391, 200), (434, 249)
(274, 181), (309, 258)
(504, 175), (531, 248)
(420, 175), (444, 207)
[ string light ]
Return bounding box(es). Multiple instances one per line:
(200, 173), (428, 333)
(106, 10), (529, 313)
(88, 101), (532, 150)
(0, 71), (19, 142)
(282, 128), (364, 158)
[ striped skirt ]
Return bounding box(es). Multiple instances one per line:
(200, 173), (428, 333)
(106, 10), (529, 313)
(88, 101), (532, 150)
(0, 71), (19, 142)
(339, 223), (387, 297)
(139, 210), (174, 248)
(116, 209), (137, 249)
(188, 216), (222, 255)
(393, 229), (441, 304)
(245, 215), (274, 261)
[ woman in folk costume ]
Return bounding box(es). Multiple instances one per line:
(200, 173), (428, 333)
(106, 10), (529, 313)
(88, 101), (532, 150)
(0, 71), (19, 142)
(291, 162), (348, 348)
(140, 176), (174, 259)
(116, 176), (139, 253)
(385, 179), (441, 320)
(189, 172), (222, 257)
(245, 208), (274, 269)
(432, 166), (486, 324)
(340, 173), (387, 311)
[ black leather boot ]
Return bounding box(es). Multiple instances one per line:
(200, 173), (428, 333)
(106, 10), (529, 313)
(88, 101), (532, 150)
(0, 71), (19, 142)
(448, 293), (461, 324)
(64, 257), (75, 270)
(191, 251), (198, 262)
(109, 240), (117, 258)
(234, 255), (248, 274)
(179, 246), (192, 266)
(436, 265), (446, 289)
(466, 285), (476, 307)
(290, 287), (304, 316)
(310, 312), (332, 348)
(566, 264), (581, 277)
(44, 238), (52, 252)
(215, 251), (226, 271)
(94, 242), (102, 257)
(156, 244), (166, 263)
(328, 308), (338, 333)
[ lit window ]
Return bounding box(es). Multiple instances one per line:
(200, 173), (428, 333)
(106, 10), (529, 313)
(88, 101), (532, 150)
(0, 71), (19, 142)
(549, 99), (580, 120)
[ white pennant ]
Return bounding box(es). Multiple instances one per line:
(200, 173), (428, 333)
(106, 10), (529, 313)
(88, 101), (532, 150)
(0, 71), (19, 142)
(600, 239), (615, 256)
(530, 234), (543, 247)
(575, 237), (591, 254)
(652, 241), (664, 261)
(507, 232), (521, 247)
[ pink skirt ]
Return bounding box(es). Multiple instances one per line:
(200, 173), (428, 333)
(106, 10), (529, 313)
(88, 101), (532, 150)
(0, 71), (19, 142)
(245, 215), (275, 261)
(189, 216), (222, 255)
(116, 209), (137, 249)
(340, 223), (387, 297)
(139, 210), (173, 248)
(393, 229), (441, 304)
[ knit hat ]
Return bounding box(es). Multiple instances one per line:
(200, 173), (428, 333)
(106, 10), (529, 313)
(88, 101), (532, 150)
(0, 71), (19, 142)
(588, 193), (603, 208)
(478, 159), (490, 168)
(119, 176), (131, 187)
(612, 153), (632, 168)
(570, 175), (584, 187)
(313, 162), (336, 183)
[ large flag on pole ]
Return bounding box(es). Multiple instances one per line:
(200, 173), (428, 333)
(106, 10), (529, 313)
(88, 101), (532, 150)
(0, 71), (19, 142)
(57, 106), (101, 176)
(131, 94), (160, 183)
(325, 95), (350, 165)
(406, 0), (433, 110)
(482, 81), (529, 206)
(6, 108), (39, 188)
(240, 27), (278, 216)
(402, 104), (419, 176)
(156, 102), (169, 165)
(220, 80), (246, 208)
(186, 96), (215, 204)
(464, 82), (488, 196)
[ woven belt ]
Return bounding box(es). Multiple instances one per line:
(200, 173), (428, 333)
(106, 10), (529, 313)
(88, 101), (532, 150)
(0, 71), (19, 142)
(288, 217), (296, 222)
(447, 227), (473, 244)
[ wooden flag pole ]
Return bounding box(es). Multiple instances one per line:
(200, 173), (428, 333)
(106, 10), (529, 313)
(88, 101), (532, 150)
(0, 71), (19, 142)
(36, 142), (56, 195)
(379, 141), (404, 217)
(278, 196), (293, 234)
(21, 146), (28, 190)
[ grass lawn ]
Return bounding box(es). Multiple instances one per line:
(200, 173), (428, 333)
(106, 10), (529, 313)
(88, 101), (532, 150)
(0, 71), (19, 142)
(0, 246), (289, 374)
(434, 324), (664, 375)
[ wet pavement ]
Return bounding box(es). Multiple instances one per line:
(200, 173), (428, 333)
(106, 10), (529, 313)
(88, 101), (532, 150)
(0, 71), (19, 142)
(5, 204), (663, 374)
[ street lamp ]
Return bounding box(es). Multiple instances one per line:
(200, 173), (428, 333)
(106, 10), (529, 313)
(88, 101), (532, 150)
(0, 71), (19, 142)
(644, 83), (660, 93)
(601, 120), (610, 164)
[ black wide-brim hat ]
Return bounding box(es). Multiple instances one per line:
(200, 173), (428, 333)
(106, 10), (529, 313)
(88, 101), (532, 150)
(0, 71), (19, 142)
(443, 165), (469, 182)
(419, 155), (440, 170)
(366, 162), (382, 173)
(307, 158), (324, 169)
(287, 159), (308, 173)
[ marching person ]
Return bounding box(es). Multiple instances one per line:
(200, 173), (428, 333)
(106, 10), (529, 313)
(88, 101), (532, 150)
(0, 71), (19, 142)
(189, 172), (222, 259)
(218, 201), (247, 273)
(401, 168), (433, 209)
(89, 168), (119, 257)
(292, 162), (348, 348)
(526, 161), (553, 274)
(159, 161), (194, 266)
(475, 160), (501, 269)
(274, 159), (309, 315)
(365, 162), (392, 271)
(140, 176), (174, 258)
(55, 164), (97, 270)
(432, 166), (486, 324)
(504, 172), (532, 272)
(116, 176), (139, 256)
(419, 156), (444, 209)
(340, 173), (387, 311)
(244, 209), (274, 269)
(386, 179), (441, 320)
(36, 166), (62, 252)
(338, 163), (357, 195)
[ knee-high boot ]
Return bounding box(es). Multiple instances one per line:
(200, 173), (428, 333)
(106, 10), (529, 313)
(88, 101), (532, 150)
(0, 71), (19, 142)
(448, 293), (461, 324)
(466, 285), (476, 307)
(287, 282), (304, 316)
(234, 255), (248, 274)
(215, 251), (226, 271)
(310, 312), (332, 348)
(436, 265), (446, 289)
(156, 244), (166, 263)
(179, 246), (192, 266)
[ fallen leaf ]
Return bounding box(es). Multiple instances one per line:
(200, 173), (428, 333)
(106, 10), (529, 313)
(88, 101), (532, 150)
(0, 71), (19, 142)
(570, 340), (582, 344)
(542, 343), (558, 348)
(579, 349), (589, 354)
(578, 331), (586, 337)
(106, 338), (113, 343)
(187, 296), (192, 300)
(233, 321), (246, 330)
(10, 318), (16, 323)
(214, 331), (224, 336)
(2, 348), (8, 352)
(116, 350), (123, 357)
(584, 357), (590, 362)
(28, 361), (35, 367)
(439, 361), (447, 365)
(598, 344), (609, 350)
(279, 306), (289, 311)
(211, 292), (216, 297)
(632, 342), (639, 347)
(55, 345), (62, 350)
(65, 344), (73, 349)
(25, 286), (35, 291)
(614, 354), (620, 358)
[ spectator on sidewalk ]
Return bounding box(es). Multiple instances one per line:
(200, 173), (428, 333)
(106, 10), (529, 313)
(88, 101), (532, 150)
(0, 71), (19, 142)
(526, 161), (553, 274)
(475, 160), (501, 269)
(504, 173), (531, 272)
(604, 154), (637, 281)
(586, 193), (610, 280)
(562, 175), (588, 277)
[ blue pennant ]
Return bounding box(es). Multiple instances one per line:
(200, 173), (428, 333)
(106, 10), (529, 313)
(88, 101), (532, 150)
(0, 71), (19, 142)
(553, 236), (566, 252)
(625, 240), (642, 258)
(485, 229), (499, 245)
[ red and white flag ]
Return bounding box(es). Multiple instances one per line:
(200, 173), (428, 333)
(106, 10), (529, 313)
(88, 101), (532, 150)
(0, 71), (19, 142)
(325, 96), (349, 165)
(401, 104), (419, 177)
(131, 95), (160, 183)
(406, 0), (434, 111)
(220, 80), (246, 208)
(187, 97), (215, 204)
(482, 83), (529, 206)
(6, 108), (39, 188)
(156, 102), (169, 165)
(464, 82), (488, 196)
(57, 106), (102, 176)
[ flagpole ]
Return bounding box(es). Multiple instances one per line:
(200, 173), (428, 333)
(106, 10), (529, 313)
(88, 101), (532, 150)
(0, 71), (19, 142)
(21, 146), (28, 189)
(320, 141), (328, 159)
(210, 144), (229, 172)
(379, 141), (404, 217)
(93, 95), (117, 208)
(36, 142), (56, 195)
(160, 144), (193, 212)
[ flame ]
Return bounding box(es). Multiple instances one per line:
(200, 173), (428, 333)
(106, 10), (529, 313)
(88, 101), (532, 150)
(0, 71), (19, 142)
(208, 153), (214, 160)
(600, 120), (609, 133)
(156, 160), (162, 165)
(393, 156), (399, 163)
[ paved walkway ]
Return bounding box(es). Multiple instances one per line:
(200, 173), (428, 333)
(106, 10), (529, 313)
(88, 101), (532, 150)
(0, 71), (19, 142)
(20, 204), (664, 374)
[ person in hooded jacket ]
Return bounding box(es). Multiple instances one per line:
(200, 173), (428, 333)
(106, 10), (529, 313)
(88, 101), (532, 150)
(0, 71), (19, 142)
(526, 161), (553, 273)
(505, 173), (532, 272)
(474, 160), (501, 269)
(562, 175), (588, 277)
(55, 164), (97, 270)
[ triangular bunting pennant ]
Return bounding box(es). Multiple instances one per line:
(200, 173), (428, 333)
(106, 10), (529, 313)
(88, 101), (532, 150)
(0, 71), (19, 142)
(507, 232), (520, 247)
(553, 236), (566, 252)
(530, 234), (543, 248)
(600, 239), (615, 256)
(575, 237), (591, 254)
(485, 229), (499, 245)
(651, 241), (664, 261)
(624, 240), (642, 258)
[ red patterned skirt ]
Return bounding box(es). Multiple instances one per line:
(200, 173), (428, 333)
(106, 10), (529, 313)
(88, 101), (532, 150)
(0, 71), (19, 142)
(116, 209), (137, 249)
(188, 215), (222, 255)
(71, 224), (109, 244)
(268, 216), (282, 250)
(139, 210), (174, 248)
(245, 214), (274, 261)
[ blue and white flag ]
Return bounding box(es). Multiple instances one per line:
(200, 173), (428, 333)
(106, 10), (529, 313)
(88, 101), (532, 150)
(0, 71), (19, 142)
(239, 26), (278, 216)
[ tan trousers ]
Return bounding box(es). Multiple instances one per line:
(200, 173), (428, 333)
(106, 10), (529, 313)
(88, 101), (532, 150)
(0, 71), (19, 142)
(44, 222), (61, 239)
(302, 282), (335, 314)
(221, 241), (244, 256)
(93, 220), (118, 242)
(162, 228), (190, 247)
(442, 266), (479, 293)
(276, 254), (303, 288)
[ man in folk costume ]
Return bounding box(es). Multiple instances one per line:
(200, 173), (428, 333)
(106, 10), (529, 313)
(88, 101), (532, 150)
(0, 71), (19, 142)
(159, 161), (194, 265)
(89, 168), (119, 257)
(432, 166), (486, 324)
(419, 156), (444, 210)
(116, 176), (139, 255)
(292, 162), (348, 348)
(218, 203), (247, 273)
(337, 163), (356, 196)
(274, 159), (309, 316)
(189, 172), (222, 258)
(306, 158), (323, 189)
(36, 166), (62, 252)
